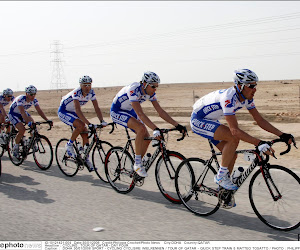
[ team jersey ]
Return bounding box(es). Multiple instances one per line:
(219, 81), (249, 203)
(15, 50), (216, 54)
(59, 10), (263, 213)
(9, 95), (39, 115)
(0, 95), (14, 107)
(192, 86), (256, 120)
(59, 87), (96, 112)
(111, 82), (157, 111)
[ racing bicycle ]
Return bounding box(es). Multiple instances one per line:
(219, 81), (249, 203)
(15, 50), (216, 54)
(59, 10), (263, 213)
(105, 127), (186, 203)
(7, 121), (53, 170)
(55, 122), (115, 179)
(175, 138), (299, 231)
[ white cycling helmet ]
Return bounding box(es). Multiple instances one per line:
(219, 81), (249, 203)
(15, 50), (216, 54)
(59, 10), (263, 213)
(3, 88), (13, 96)
(25, 85), (37, 94)
(142, 71), (160, 85)
(79, 75), (92, 84)
(233, 69), (258, 85)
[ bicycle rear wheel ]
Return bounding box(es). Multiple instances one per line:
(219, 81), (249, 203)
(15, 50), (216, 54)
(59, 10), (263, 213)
(249, 164), (300, 231)
(92, 141), (113, 183)
(7, 134), (25, 166)
(55, 138), (79, 177)
(33, 135), (53, 170)
(105, 146), (135, 194)
(155, 150), (186, 204)
(175, 158), (220, 216)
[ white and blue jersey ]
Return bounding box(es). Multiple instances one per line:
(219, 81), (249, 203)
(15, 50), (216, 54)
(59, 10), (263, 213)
(0, 95), (14, 114)
(58, 87), (97, 126)
(8, 95), (39, 126)
(110, 82), (157, 127)
(191, 86), (256, 145)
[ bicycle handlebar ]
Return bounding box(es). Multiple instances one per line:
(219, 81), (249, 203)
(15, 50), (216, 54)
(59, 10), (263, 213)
(87, 122), (115, 138)
(270, 138), (297, 156)
(27, 121), (53, 132)
(146, 127), (187, 142)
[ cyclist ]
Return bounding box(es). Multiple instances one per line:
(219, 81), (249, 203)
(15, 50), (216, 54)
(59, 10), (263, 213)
(8, 85), (53, 157)
(110, 71), (187, 177)
(191, 68), (294, 190)
(0, 88), (14, 144)
(57, 75), (107, 171)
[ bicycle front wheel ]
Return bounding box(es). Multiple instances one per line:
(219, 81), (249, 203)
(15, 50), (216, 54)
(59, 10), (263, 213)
(155, 150), (186, 204)
(33, 135), (53, 170)
(55, 138), (79, 177)
(105, 146), (135, 194)
(7, 134), (25, 166)
(249, 164), (300, 231)
(92, 140), (113, 183)
(175, 158), (220, 216)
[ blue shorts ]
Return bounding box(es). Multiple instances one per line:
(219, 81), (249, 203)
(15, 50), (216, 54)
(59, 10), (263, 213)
(8, 111), (31, 126)
(190, 113), (221, 146)
(58, 107), (79, 127)
(110, 106), (141, 130)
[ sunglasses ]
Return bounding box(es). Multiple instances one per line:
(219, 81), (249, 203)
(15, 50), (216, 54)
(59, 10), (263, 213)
(149, 84), (158, 89)
(29, 93), (36, 96)
(81, 84), (92, 87)
(245, 83), (257, 89)
(7, 96), (12, 98)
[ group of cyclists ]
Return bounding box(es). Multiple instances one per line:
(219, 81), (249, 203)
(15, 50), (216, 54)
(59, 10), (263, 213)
(0, 69), (295, 191)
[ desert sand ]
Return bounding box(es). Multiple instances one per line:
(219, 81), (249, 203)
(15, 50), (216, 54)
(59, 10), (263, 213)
(17, 80), (300, 169)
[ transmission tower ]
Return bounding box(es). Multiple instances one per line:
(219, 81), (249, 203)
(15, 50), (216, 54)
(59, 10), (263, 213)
(50, 40), (67, 91)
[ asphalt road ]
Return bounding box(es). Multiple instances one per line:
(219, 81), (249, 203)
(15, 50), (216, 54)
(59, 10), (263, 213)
(0, 153), (299, 241)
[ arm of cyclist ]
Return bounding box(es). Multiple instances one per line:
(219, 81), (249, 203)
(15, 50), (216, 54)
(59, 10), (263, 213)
(0, 103), (7, 118)
(249, 108), (294, 145)
(152, 100), (187, 135)
(225, 114), (274, 156)
(35, 105), (52, 126)
(74, 99), (90, 125)
(132, 102), (157, 131)
(91, 99), (107, 126)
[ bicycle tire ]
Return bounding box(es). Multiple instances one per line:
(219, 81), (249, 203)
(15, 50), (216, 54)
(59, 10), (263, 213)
(33, 135), (53, 170)
(249, 164), (300, 231)
(0, 156), (2, 176)
(175, 158), (220, 216)
(55, 138), (79, 177)
(7, 134), (25, 166)
(155, 150), (186, 204)
(105, 146), (135, 194)
(92, 140), (113, 183)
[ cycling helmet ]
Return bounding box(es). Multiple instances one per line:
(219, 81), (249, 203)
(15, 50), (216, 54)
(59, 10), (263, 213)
(3, 88), (13, 96)
(25, 85), (37, 94)
(233, 69), (258, 85)
(141, 71), (160, 84)
(79, 75), (92, 84)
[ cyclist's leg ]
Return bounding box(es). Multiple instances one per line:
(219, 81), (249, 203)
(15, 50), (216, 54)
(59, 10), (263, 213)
(214, 125), (239, 173)
(127, 117), (150, 158)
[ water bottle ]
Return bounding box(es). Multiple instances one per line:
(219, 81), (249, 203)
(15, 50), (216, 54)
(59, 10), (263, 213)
(77, 143), (84, 156)
(22, 137), (28, 146)
(142, 153), (151, 166)
(231, 167), (244, 184)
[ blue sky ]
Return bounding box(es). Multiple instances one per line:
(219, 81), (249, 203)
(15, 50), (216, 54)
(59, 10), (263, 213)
(1, 1), (300, 91)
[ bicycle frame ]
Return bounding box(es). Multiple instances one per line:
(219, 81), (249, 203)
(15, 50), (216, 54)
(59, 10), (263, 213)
(121, 127), (181, 176)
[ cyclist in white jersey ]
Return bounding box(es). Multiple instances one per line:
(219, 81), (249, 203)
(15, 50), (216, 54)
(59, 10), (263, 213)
(0, 88), (15, 144)
(8, 85), (53, 157)
(191, 69), (295, 190)
(58, 75), (107, 171)
(111, 71), (187, 177)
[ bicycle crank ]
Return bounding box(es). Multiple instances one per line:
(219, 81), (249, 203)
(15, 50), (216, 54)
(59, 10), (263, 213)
(133, 173), (144, 187)
(218, 189), (235, 209)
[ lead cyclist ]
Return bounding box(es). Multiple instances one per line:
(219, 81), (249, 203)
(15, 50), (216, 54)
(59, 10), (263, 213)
(190, 68), (295, 191)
